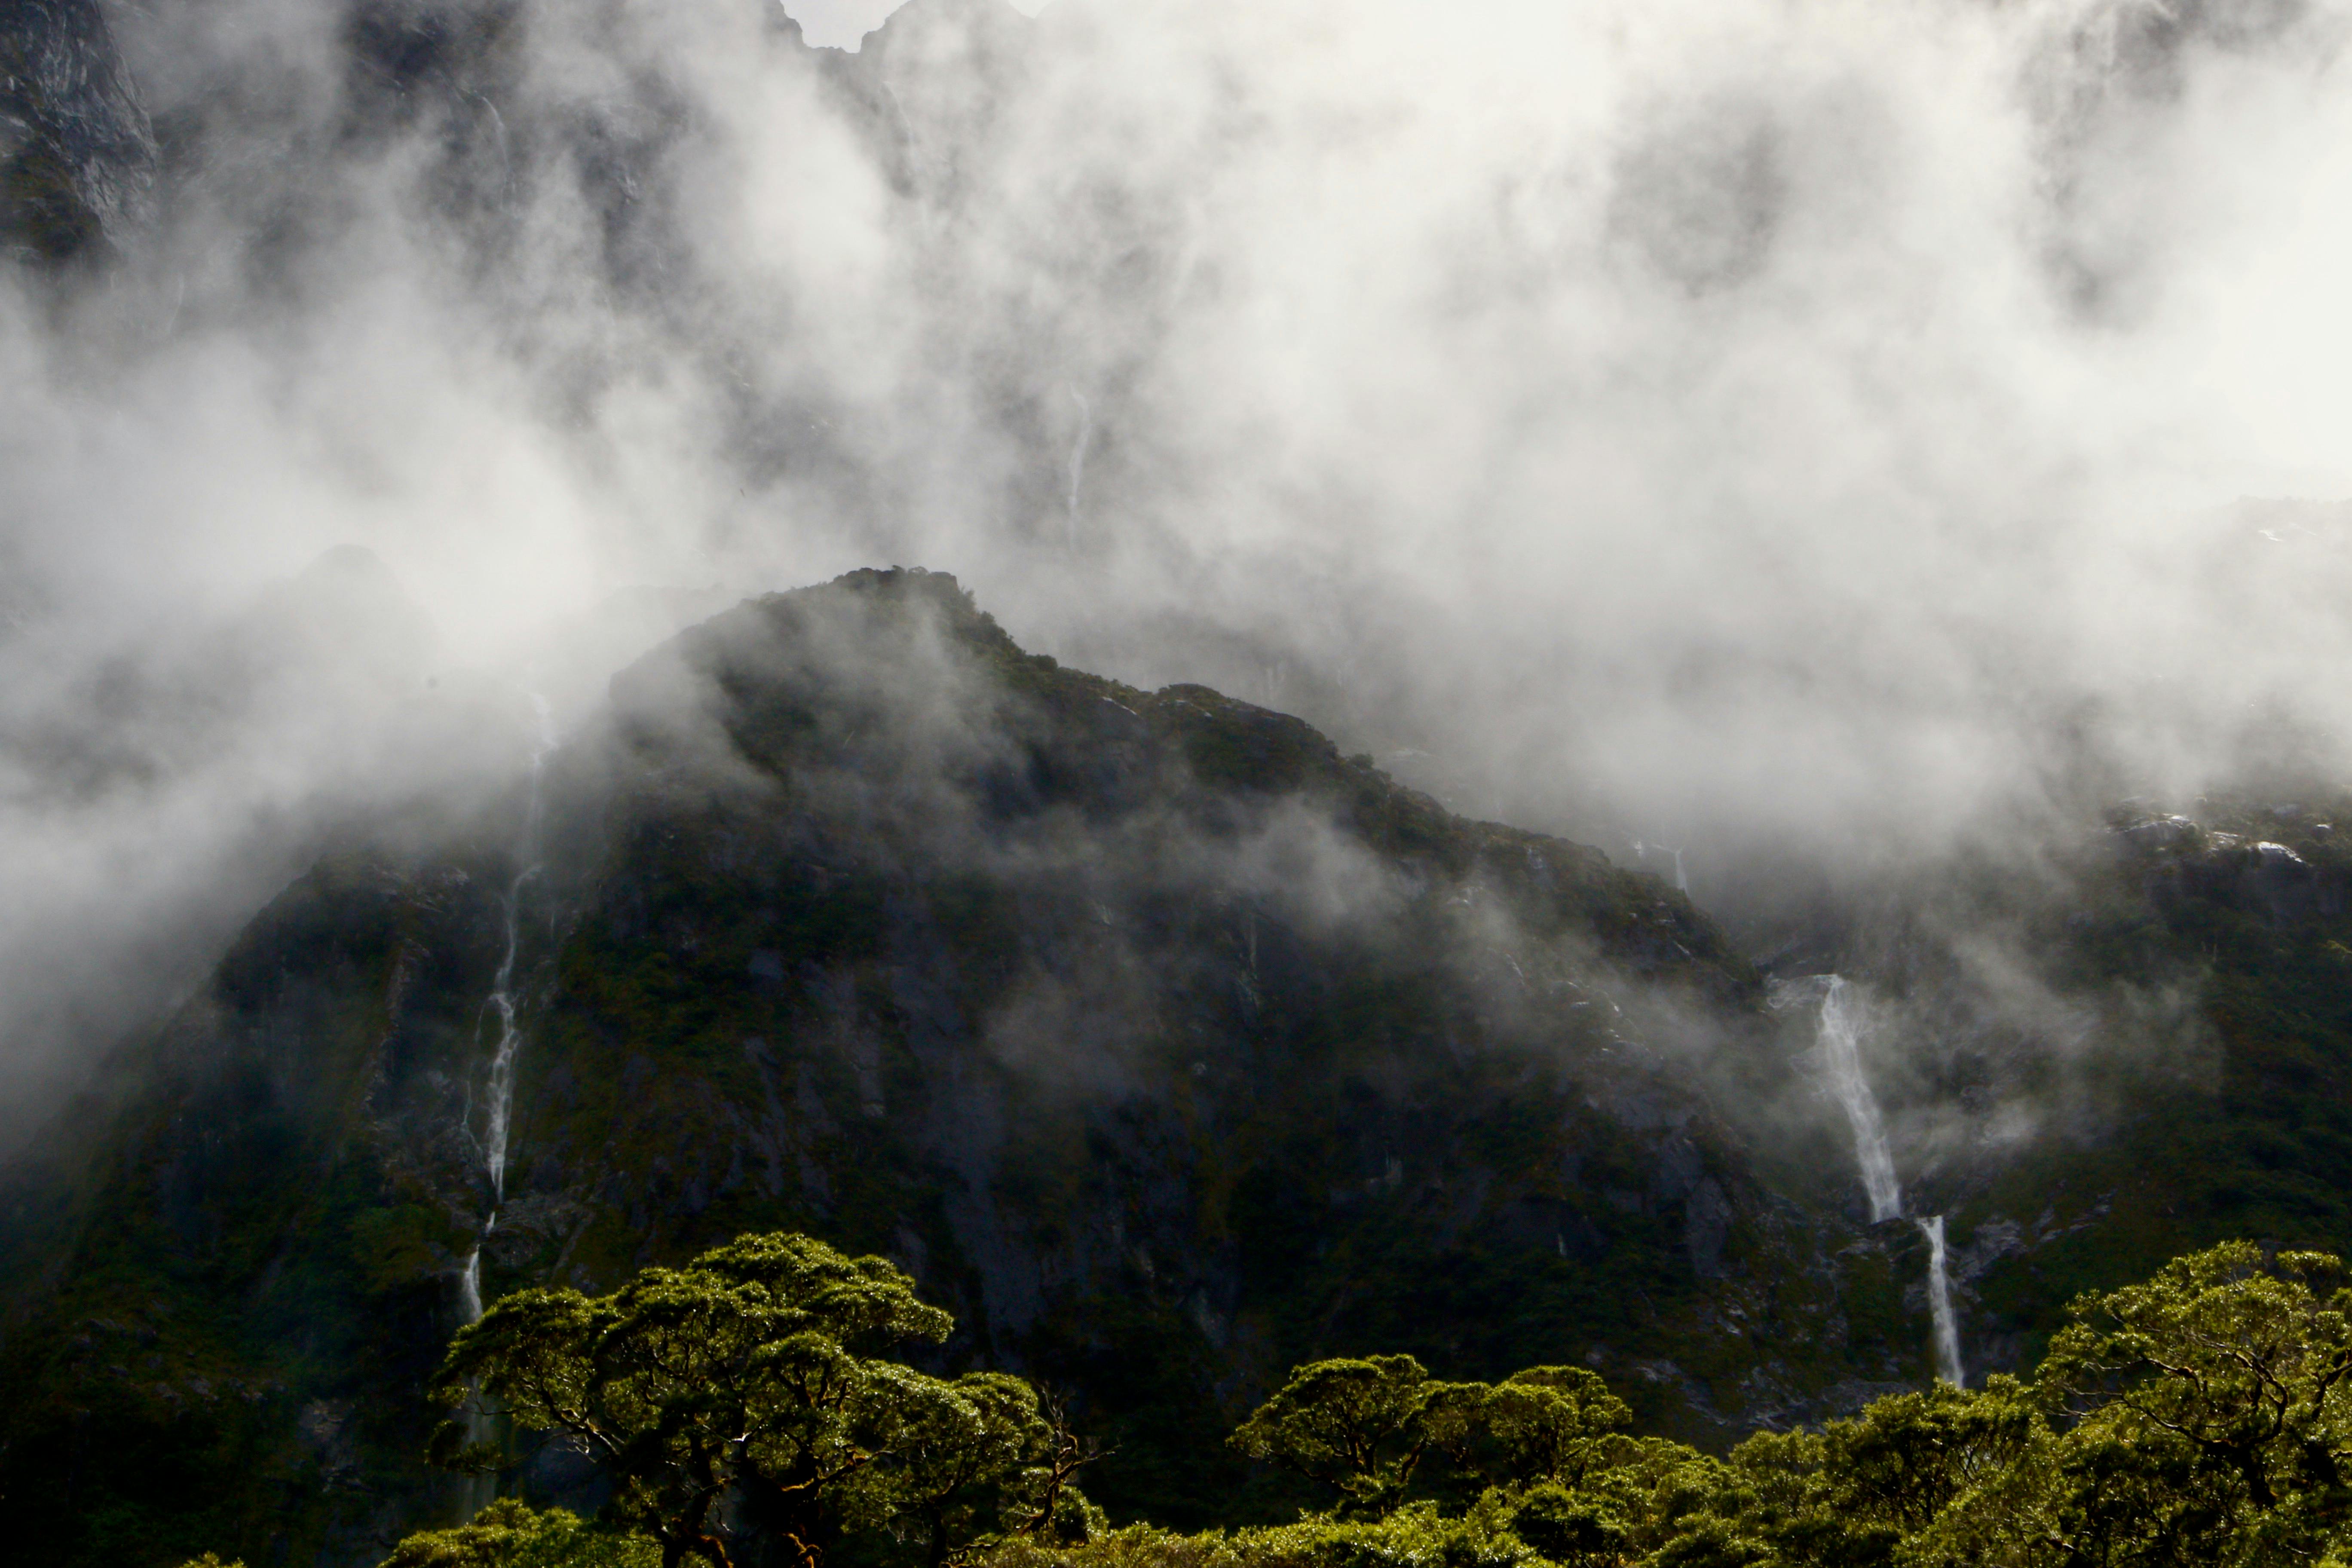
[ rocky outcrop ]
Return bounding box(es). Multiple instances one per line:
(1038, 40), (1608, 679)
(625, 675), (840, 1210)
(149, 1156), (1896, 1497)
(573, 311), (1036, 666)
(0, 0), (153, 262)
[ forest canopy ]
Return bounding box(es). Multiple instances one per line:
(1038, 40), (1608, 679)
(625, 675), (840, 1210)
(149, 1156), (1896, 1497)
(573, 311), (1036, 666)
(184, 1233), (2352, 1568)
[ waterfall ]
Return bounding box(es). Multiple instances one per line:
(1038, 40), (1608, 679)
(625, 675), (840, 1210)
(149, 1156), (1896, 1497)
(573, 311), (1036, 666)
(451, 695), (557, 1519)
(457, 1247), (483, 1324)
(1920, 1215), (1964, 1387)
(462, 693), (557, 1294)
(464, 693), (556, 1291)
(1816, 977), (1903, 1223)
(1632, 839), (1691, 894)
(478, 696), (554, 1205)
(1809, 976), (1966, 1386)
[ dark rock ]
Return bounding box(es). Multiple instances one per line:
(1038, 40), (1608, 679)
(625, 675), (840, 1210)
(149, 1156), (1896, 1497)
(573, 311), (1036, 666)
(0, 0), (154, 263)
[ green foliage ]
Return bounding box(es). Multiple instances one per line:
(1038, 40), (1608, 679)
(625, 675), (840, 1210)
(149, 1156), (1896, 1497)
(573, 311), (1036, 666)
(983, 1501), (1538, 1568)
(431, 1233), (1085, 1568)
(1469, 1369), (1636, 1489)
(379, 1500), (661, 1568)
(1504, 1485), (1630, 1566)
(1026, 1240), (2352, 1568)
(133, 1231), (2352, 1568)
(1229, 1357), (1443, 1516)
(862, 1368), (1072, 1566)
(1815, 1378), (2040, 1534)
(1905, 1240), (2352, 1567)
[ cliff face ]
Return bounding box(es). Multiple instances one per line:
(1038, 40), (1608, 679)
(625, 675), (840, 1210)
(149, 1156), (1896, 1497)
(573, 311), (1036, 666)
(0, 0), (155, 262)
(0, 0), (1024, 276)
(0, 570), (1918, 1567)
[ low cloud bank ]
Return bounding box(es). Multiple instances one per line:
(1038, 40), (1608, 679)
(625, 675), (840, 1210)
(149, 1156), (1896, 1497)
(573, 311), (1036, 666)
(2, 0), (2349, 1119)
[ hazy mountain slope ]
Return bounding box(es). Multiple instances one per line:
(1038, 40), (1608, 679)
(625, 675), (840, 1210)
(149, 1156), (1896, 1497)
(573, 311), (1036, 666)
(9, 572), (2352, 1568)
(0, 569), (1914, 1568)
(1833, 799), (2352, 1375)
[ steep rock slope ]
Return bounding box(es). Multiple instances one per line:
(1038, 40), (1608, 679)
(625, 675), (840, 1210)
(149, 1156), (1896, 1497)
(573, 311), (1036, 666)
(0, 570), (1909, 1568)
(0, 0), (153, 263)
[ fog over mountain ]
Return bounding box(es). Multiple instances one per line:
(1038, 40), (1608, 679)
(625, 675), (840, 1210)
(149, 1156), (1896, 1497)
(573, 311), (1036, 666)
(786, 0), (1050, 50)
(3, 0), (2350, 1130)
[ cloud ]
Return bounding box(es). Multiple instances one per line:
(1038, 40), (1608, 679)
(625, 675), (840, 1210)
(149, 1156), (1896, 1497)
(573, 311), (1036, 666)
(2, 0), (2349, 1122)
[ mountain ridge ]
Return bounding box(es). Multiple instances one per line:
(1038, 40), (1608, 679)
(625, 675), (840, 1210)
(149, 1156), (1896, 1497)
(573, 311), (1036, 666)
(0, 567), (1907, 1568)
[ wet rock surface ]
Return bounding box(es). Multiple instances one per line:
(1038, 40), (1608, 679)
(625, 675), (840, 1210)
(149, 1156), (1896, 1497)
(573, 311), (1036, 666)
(0, 0), (153, 262)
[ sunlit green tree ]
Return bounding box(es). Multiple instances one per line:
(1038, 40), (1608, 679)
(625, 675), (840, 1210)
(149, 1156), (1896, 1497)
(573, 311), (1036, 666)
(379, 1499), (659, 1568)
(1477, 1367), (1636, 1490)
(1228, 1355), (1452, 1516)
(430, 1233), (1003, 1568)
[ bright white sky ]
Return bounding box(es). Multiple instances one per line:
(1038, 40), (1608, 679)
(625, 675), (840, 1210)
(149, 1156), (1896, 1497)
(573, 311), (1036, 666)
(783, 0), (1056, 50)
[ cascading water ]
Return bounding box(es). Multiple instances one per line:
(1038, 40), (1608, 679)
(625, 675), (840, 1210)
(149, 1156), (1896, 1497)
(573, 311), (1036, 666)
(1920, 1215), (1964, 1387)
(459, 692), (557, 1310)
(453, 695), (557, 1515)
(1816, 977), (1902, 1223)
(1809, 976), (1965, 1385)
(1632, 839), (1690, 894)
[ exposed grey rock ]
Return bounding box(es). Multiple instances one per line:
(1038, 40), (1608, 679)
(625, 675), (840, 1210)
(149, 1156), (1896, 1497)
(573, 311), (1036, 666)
(0, 0), (154, 262)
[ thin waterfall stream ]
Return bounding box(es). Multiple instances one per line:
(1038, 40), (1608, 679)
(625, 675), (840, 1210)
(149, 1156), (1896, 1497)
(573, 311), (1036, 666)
(1818, 978), (1902, 1222)
(1920, 1215), (1964, 1388)
(461, 693), (557, 1313)
(454, 695), (557, 1511)
(1811, 976), (1966, 1386)
(1632, 839), (1691, 895)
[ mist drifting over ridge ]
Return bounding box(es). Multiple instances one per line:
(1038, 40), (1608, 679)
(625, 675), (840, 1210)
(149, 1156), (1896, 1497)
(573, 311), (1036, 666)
(2, 0), (2350, 1123)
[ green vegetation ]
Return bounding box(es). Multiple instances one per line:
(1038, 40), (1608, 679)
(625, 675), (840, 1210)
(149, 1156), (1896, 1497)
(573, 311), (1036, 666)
(378, 1502), (660, 1568)
(426, 1234), (1099, 1568)
(199, 1231), (2346, 1568)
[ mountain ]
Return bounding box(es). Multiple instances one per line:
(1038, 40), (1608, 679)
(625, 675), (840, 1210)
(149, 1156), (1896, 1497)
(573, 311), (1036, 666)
(8, 571), (2352, 1568)
(0, 568), (1914, 1567)
(11, 6), (2352, 1565)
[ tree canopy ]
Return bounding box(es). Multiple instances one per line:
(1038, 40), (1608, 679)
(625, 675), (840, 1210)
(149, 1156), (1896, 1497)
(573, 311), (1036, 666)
(166, 1233), (2352, 1568)
(427, 1233), (1091, 1568)
(1202, 1240), (2352, 1565)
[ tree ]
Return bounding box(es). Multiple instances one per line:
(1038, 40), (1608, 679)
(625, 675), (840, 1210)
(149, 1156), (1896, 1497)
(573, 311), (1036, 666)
(1477, 1367), (1635, 1489)
(2040, 1242), (2352, 1510)
(1816, 1377), (2040, 1535)
(430, 1233), (956, 1568)
(995, 1390), (1106, 1545)
(1228, 1355), (1442, 1515)
(1230, 1358), (1635, 1515)
(856, 1369), (1054, 1568)
(379, 1500), (659, 1568)
(1507, 1483), (1634, 1567)
(1895, 1243), (2352, 1568)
